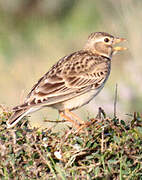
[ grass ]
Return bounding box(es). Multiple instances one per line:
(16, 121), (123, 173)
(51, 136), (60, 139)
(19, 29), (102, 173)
(0, 108), (142, 179)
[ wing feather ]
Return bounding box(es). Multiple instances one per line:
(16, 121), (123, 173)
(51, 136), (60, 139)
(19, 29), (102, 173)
(23, 51), (111, 108)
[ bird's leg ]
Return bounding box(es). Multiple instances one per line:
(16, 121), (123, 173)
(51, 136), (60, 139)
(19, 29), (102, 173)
(60, 109), (92, 131)
(65, 109), (85, 125)
(65, 109), (92, 133)
(59, 111), (80, 129)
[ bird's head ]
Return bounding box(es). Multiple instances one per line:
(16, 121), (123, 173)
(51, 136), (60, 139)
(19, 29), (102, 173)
(84, 32), (127, 58)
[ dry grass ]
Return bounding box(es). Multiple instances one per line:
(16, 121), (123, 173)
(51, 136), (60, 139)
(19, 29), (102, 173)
(1, 1), (142, 120)
(0, 108), (142, 179)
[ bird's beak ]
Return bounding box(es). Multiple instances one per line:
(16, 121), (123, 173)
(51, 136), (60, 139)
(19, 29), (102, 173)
(113, 38), (127, 52)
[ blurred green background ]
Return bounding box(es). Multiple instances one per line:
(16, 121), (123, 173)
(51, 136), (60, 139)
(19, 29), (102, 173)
(0, 0), (142, 128)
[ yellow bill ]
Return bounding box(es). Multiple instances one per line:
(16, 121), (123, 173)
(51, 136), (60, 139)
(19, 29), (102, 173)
(113, 37), (127, 51)
(113, 46), (127, 51)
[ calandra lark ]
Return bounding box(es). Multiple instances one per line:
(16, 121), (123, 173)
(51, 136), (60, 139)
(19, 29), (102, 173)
(7, 32), (126, 129)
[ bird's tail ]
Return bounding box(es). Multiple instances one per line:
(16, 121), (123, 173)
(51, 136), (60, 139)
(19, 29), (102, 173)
(7, 107), (31, 128)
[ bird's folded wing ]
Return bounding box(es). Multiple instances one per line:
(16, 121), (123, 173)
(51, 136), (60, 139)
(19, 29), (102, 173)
(13, 55), (110, 111)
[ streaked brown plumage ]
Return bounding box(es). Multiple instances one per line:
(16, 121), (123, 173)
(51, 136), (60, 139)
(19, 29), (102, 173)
(7, 32), (126, 128)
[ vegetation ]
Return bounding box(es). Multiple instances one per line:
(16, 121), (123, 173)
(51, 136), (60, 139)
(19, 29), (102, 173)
(0, 109), (142, 179)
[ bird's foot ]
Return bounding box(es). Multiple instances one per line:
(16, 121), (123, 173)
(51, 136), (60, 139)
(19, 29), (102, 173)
(74, 121), (93, 134)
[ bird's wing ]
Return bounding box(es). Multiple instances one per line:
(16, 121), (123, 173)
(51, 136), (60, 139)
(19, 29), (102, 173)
(13, 51), (111, 111)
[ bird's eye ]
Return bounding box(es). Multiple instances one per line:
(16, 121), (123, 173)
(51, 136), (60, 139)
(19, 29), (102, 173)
(104, 38), (110, 43)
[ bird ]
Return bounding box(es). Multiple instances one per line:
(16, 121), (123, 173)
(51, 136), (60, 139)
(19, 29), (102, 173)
(7, 32), (126, 129)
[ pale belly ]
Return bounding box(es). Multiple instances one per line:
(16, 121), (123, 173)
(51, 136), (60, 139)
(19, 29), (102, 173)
(52, 86), (104, 111)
